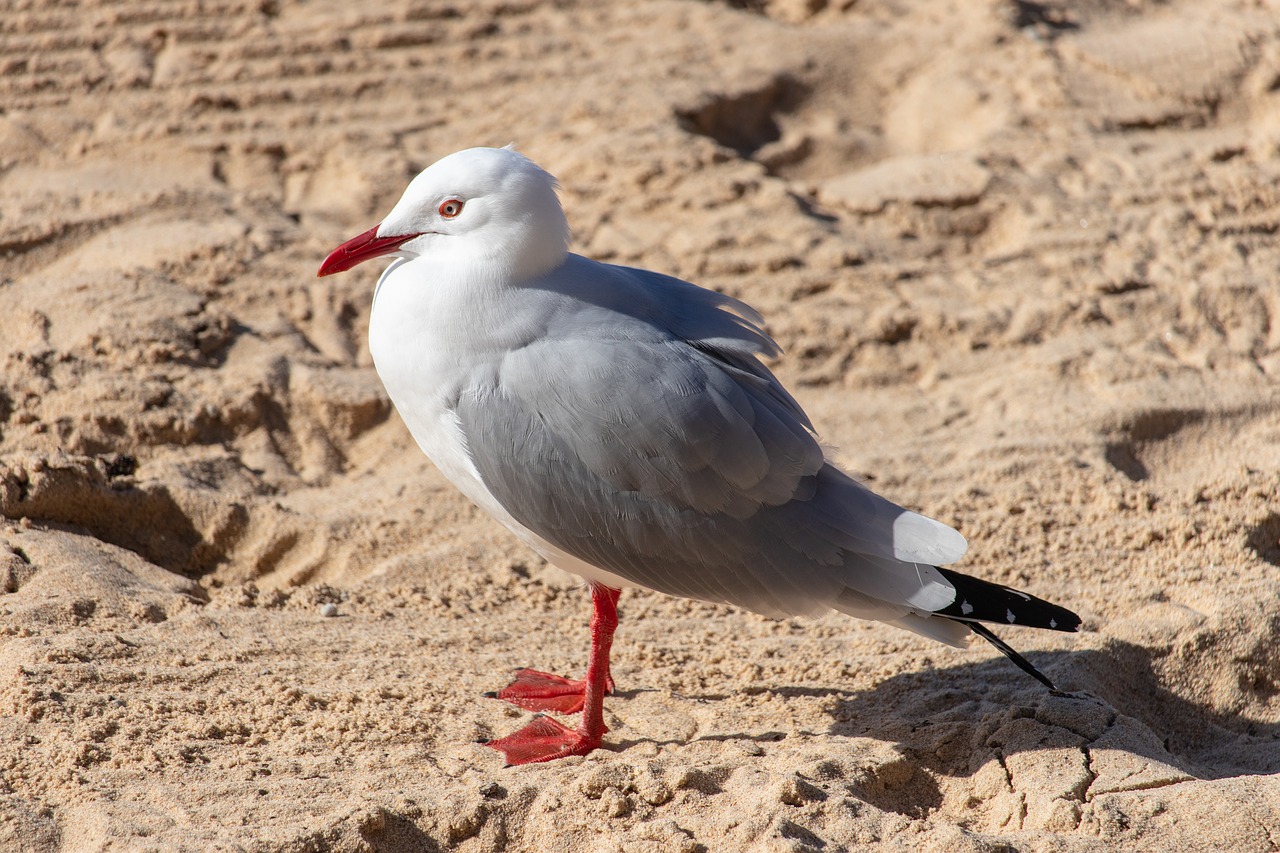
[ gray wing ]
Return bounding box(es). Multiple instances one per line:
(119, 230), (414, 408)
(453, 260), (966, 619)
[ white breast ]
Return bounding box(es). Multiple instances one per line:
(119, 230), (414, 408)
(368, 257), (636, 591)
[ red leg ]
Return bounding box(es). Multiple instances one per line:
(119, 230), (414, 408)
(488, 586), (619, 713)
(486, 584), (620, 765)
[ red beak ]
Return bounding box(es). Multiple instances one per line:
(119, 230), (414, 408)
(317, 226), (422, 277)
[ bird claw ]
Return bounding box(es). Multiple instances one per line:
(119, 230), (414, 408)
(485, 715), (604, 765)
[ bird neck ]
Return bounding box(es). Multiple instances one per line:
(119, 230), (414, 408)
(503, 207), (571, 282)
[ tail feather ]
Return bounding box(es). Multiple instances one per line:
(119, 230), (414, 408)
(929, 566), (1080, 691)
(933, 566), (1081, 633)
(966, 622), (1059, 690)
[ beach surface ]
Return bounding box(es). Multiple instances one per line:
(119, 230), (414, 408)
(2, 0), (1279, 849)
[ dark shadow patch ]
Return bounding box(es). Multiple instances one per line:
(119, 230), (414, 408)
(1120, 407), (1206, 442)
(1245, 513), (1280, 567)
(101, 453), (138, 479)
(677, 765), (734, 795)
(1009, 0), (1079, 33)
(676, 75), (809, 164)
(1103, 441), (1148, 482)
(710, 0), (769, 16)
(789, 191), (840, 225)
(1, 455), (248, 578)
(1101, 407), (1206, 481)
(1, 545), (37, 593)
(848, 757), (942, 819)
(358, 807), (443, 852)
(778, 819), (827, 847)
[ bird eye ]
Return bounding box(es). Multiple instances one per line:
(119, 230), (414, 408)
(438, 199), (464, 219)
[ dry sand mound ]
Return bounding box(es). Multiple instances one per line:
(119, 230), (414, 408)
(2, 0), (1279, 849)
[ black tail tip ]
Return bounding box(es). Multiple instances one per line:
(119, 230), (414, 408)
(934, 566), (1082, 634)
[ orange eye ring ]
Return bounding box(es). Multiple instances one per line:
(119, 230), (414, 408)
(439, 199), (464, 219)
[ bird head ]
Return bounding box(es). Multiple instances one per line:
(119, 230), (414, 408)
(317, 146), (570, 280)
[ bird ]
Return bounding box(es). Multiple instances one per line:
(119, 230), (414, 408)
(317, 146), (1080, 766)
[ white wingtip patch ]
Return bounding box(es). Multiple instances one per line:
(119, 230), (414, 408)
(891, 511), (969, 566)
(902, 563), (959, 611)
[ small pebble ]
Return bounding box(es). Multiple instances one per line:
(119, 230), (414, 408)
(320, 603), (338, 618)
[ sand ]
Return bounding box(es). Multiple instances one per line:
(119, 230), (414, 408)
(1, 0), (1279, 849)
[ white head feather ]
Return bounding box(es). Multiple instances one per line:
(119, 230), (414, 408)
(378, 147), (570, 281)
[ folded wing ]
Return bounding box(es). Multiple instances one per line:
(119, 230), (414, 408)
(452, 259), (968, 622)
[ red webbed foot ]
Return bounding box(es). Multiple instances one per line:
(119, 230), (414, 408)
(485, 667), (616, 714)
(484, 585), (620, 765)
(484, 715), (604, 766)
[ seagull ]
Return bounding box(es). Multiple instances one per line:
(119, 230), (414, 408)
(318, 146), (1080, 765)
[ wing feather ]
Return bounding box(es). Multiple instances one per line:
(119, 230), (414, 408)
(448, 257), (969, 621)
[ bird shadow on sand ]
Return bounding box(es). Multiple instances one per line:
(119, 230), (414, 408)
(637, 636), (1280, 819)
(807, 636), (1280, 782)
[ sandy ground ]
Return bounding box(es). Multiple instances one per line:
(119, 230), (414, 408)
(2, 0), (1280, 849)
